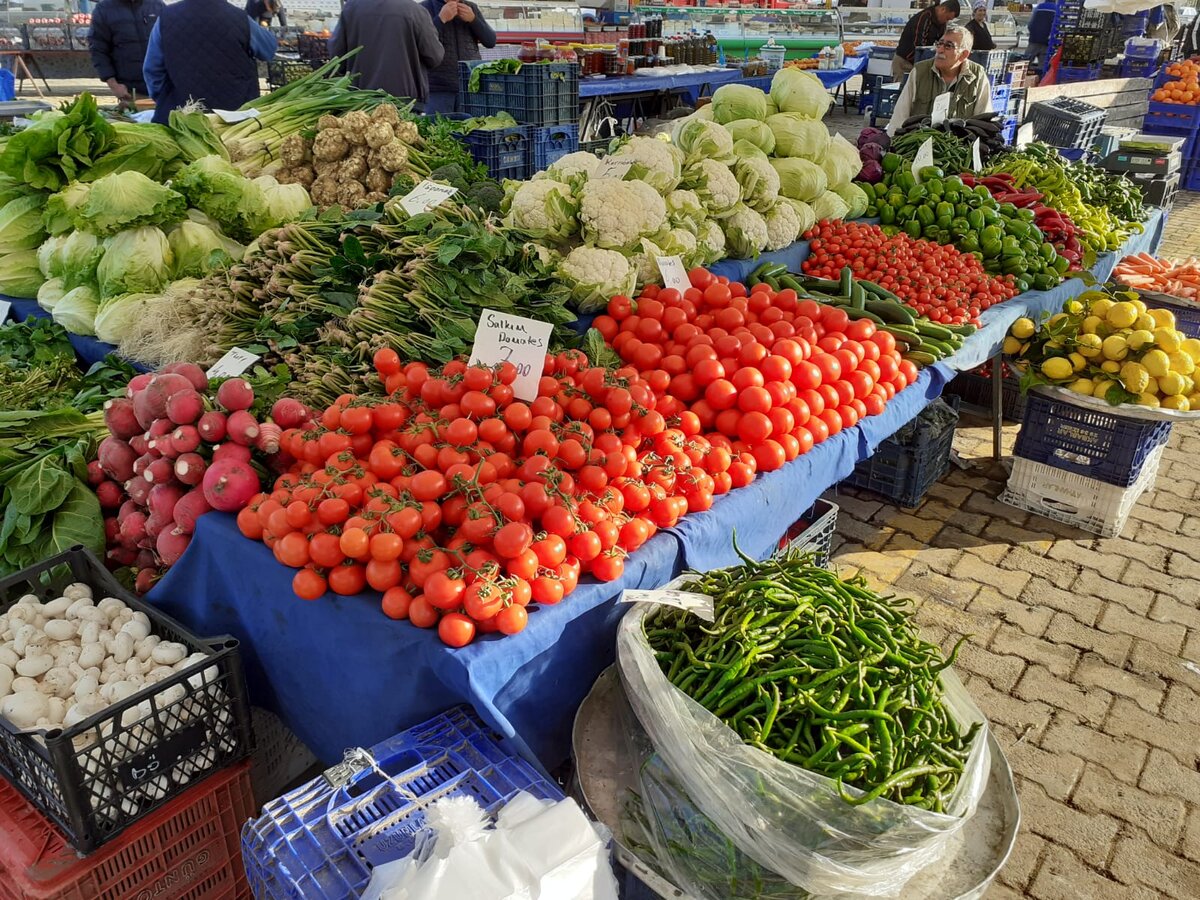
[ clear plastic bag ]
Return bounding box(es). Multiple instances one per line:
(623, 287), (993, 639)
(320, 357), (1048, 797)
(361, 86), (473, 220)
(616, 602), (991, 898)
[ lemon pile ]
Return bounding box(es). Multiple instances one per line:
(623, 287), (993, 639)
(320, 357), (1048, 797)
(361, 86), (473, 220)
(1003, 289), (1200, 410)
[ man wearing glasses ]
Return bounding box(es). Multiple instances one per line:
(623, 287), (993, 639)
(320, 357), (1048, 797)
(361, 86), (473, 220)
(886, 24), (993, 135)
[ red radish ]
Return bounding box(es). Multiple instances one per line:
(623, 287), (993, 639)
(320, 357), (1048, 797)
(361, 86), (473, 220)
(156, 529), (191, 566)
(96, 480), (123, 509)
(255, 421), (282, 454)
(125, 373), (153, 399)
(133, 454), (154, 477)
(226, 410), (260, 446)
(144, 458), (175, 484)
(170, 425), (201, 454)
(145, 510), (170, 540)
(125, 476), (151, 506)
(118, 499), (140, 521)
(119, 510), (148, 548)
(149, 482), (185, 521)
(135, 568), (159, 594)
(149, 435), (177, 459)
(98, 437), (138, 482)
(86, 460), (106, 486)
(148, 418), (175, 438)
(197, 411), (227, 443)
(166, 389), (204, 425)
(104, 517), (120, 544)
(174, 453), (207, 486)
(129, 434), (150, 456)
(173, 489), (213, 533)
(110, 547), (138, 567)
(161, 362), (208, 393)
(212, 443), (251, 465)
(216, 378), (254, 412)
(133, 373), (194, 429)
(103, 398), (141, 439)
(135, 550), (158, 571)
(270, 397), (310, 429)
(202, 458), (260, 512)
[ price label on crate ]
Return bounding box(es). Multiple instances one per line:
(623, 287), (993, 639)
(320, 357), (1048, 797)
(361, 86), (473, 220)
(911, 137), (936, 180)
(1016, 123), (1035, 149)
(656, 255), (691, 293)
(0, 300), (10, 325)
(399, 180), (460, 216)
(931, 92), (951, 126)
(117, 723), (207, 789)
(972, 137), (983, 172)
(621, 588), (714, 622)
(469, 309), (554, 402)
(212, 107), (260, 124)
(206, 347), (260, 379)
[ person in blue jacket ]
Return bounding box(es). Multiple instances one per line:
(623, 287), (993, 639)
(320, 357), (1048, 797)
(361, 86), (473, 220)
(88, 0), (164, 107)
(1026, 0), (1057, 70)
(143, 0), (276, 125)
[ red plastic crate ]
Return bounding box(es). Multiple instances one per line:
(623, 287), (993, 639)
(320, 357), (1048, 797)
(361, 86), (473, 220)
(0, 761), (253, 900)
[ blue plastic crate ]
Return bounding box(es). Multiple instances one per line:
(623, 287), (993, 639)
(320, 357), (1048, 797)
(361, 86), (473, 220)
(870, 82), (901, 125)
(1186, 160), (1200, 192)
(241, 706), (565, 900)
(1144, 101), (1200, 134)
(844, 396), (960, 508)
(1124, 37), (1161, 59)
(992, 83), (1011, 109)
(1119, 58), (1159, 79)
(1002, 116), (1017, 145)
(528, 123), (579, 177)
(1014, 392), (1172, 487)
(971, 49), (1010, 81)
(458, 125), (530, 181)
(459, 60), (579, 126)
(1058, 62), (1103, 84)
(1137, 289), (1200, 339)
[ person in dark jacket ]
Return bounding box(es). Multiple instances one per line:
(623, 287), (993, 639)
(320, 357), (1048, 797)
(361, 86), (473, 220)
(1026, 0), (1057, 70)
(143, 0), (276, 125)
(246, 0), (286, 27)
(88, 0), (164, 106)
(894, 0), (961, 80)
(422, 0), (496, 114)
(966, 0), (997, 52)
(330, 0), (445, 108)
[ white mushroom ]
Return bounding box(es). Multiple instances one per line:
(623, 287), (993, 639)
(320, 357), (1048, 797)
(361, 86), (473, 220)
(124, 657), (145, 677)
(74, 674), (99, 702)
(42, 667), (74, 699)
(16, 654), (53, 678)
(0, 664), (12, 699)
(97, 597), (126, 619)
(0, 646), (18, 669)
(135, 634), (160, 663)
(42, 597), (72, 617)
(43, 619), (76, 642)
(53, 644), (81, 669)
(65, 597), (93, 619)
(79, 620), (102, 647)
(120, 619), (151, 643)
(78, 642), (105, 670)
(63, 584), (92, 602)
(146, 665), (175, 684)
(2, 690), (49, 728)
(63, 696), (106, 728)
(111, 632), (135, 665)
(13, 624), (47, 656)
(46, 696), (66, 725)
(75, 607), (108, 624)
(151, 643), (187, 667)
(11, 676), (38, 694)
(7, 605), (34, 625)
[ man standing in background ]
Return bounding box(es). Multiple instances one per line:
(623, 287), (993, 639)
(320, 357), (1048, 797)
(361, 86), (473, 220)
(422, 0), (496, 114)
(1026, 0), (1057, 71)
(330, 0), (445, 108)
(893, 0), (962, 81)
(89, 0), (163, 108)
(246, 0), (287, 27)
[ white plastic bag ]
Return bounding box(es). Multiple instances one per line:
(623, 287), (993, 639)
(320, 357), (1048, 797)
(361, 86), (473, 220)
(616, 602), (991, 898)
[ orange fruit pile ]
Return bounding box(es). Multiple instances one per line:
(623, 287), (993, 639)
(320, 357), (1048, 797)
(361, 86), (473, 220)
(1152, 59), (1200, 105)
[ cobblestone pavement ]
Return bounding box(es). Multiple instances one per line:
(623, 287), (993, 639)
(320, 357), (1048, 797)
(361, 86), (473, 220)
(825, 191), (1200, 899)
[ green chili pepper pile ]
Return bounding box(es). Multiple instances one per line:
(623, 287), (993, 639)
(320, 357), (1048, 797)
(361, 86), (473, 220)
(887, 128), (972, 174)
(645, 548), (980, 813)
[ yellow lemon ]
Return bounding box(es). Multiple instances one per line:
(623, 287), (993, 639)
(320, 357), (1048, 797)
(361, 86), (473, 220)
(1170, 351), (1196, 376)
(1101, 334), (1128, 361)
(1068, 378), (1094, 395)
(1080, 315), (1103, 335)
(1106, 301), (1139, 329)
(1181, 338), (1200, 363)
(1076, 333), (1103, 357)
(1097, 381), (1126, 404)
(1041, 357), (1074, 380)
(1162, 394), (1190, 411)
(1069, 352), (1087, 372)
(1119, 361), (1150, 394)
(1149, 308), (1176, 329)
(1002, 336), (1023, 355)
(1100, 359), (1122, 374)
(1188, 391), (1200, 409)
(1142, 348), (1171, 377)
(1090, 298), (1114, 319)
(1046, 339), (1065, 350)
(1127, 329), (1155, 351)
(1131, 298), (1148, 315)
(1064, 299), (1084, 315)
(1137, 392), (1161, 408)
(1154, 327), (1182, 353)
(1158, 372), (1186, 396)
(1134, 312), (1156, 331)
(1010, 317), (1036, 340)
(1048, 313), (1069, 329)
(1185, 375), (1196, 395)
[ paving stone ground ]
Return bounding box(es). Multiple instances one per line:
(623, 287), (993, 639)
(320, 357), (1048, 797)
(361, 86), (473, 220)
(825, 190), (1200, 899)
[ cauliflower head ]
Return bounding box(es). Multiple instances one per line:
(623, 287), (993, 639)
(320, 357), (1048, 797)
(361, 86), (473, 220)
(612, 136), (683, 193)
(623, 179), (668, 232)
(578, 178), (663, 250)
(778, 198), (817, 238)
(538, 151), (603, 182)
(734, 156), (781, 213)
(558, 245), (637, 312)
(763, 201), (802, 251)
(665, 189), (704, 228)
(682, 158), (740, 217)
(506, 179), (579, 241)
(696, 219), (726, 266)
(721, 204), (769, 259)
(631, 238), (665, 288)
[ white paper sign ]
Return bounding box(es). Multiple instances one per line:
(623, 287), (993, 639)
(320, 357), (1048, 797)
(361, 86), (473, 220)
(621, 588), (715, 622)
(468, 309), (554, 401)
(399, 180), (460, 216)
(911, 137), (936, 180)
(656, 255), (691, 293)
(0, 300), (10, 324)
(206, 347), (260, 379)
(1016, 123), (1035, 149)
(597, 156), (634, 179)
(931, 92), (951, 126)
(972, 137), (983, 172)
(212, 108), (260, 124)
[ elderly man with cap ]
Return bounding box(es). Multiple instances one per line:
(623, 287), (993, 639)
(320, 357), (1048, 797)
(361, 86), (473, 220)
(966, 0), (997, 52)
(887, 23), (993, 135)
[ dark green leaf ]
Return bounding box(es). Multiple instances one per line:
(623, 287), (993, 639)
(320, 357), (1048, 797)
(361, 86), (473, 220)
(48, 481), (103, 557)
(8, 456), (75, 516)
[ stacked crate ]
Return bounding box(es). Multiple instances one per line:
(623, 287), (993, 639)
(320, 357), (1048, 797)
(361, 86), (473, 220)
(1143, 65), (1200, 190)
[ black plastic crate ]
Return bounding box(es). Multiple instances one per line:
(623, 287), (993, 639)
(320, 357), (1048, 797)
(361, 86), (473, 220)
(1014, 392), (1172, 487)
(528, 123), (579, 176)
(1127, 170), (1180, 209)
(0, 547), (253, 853)
(1026, 96), (1106, 149)
(298, 32), (330, 63)
(581, 138), (616, 157)
(459, 60), (579, 126)
(458, 125), (530, 180)
(844, 396), (960, 508)
(775, 499), (838, 567)
(1059, 28), (1108, 65)
(944, 363), (1027, 422)
(266, 58), (315, 88)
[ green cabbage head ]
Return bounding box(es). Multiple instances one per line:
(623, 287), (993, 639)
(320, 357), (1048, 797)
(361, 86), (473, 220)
(97, 227), (174, 300)
(710, 84), (770, 124)
(770, 68), (833, 119)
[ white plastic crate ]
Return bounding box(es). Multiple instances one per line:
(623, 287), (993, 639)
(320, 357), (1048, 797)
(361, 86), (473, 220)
(999, 444), (1164, 538)
(249, 707), (320, 807)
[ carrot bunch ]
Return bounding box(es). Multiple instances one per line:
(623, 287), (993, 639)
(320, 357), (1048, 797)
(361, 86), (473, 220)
(1113, 252), (1200, 301)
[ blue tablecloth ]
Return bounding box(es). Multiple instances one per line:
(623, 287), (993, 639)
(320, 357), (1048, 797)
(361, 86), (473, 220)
(740, 55), (869, 95)
(143, 209), (1164, 773)
(579, 67), (743, 99)
(7, 297), (146, 371)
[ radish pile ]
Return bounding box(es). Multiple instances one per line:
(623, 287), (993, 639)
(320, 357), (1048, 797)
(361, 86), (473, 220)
(92, 366), (313, 591)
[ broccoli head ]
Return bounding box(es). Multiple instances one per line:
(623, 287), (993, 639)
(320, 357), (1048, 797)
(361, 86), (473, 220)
(464, 180), (504, 214)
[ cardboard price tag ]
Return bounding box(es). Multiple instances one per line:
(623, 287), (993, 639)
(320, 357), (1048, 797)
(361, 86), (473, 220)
(911, 137), (936, 181)
(0, 300), (10, 325)
(212, 108), (260, 124)
(972, 137), (983, 172)
(399, 180), (460, 216)
(469, 309), (554, 401)
(621, 588), (714, 622)
(1016, 123), (1035, 149)
(930, 92), (951, 126)
(206, 347), (260, 379)
(597, 156), (634, 179)
(656, 255), (691, 293)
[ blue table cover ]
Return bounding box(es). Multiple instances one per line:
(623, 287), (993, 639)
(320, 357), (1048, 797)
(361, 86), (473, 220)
(578, 57), (869, 100)
(143, 210), (1163, 772)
